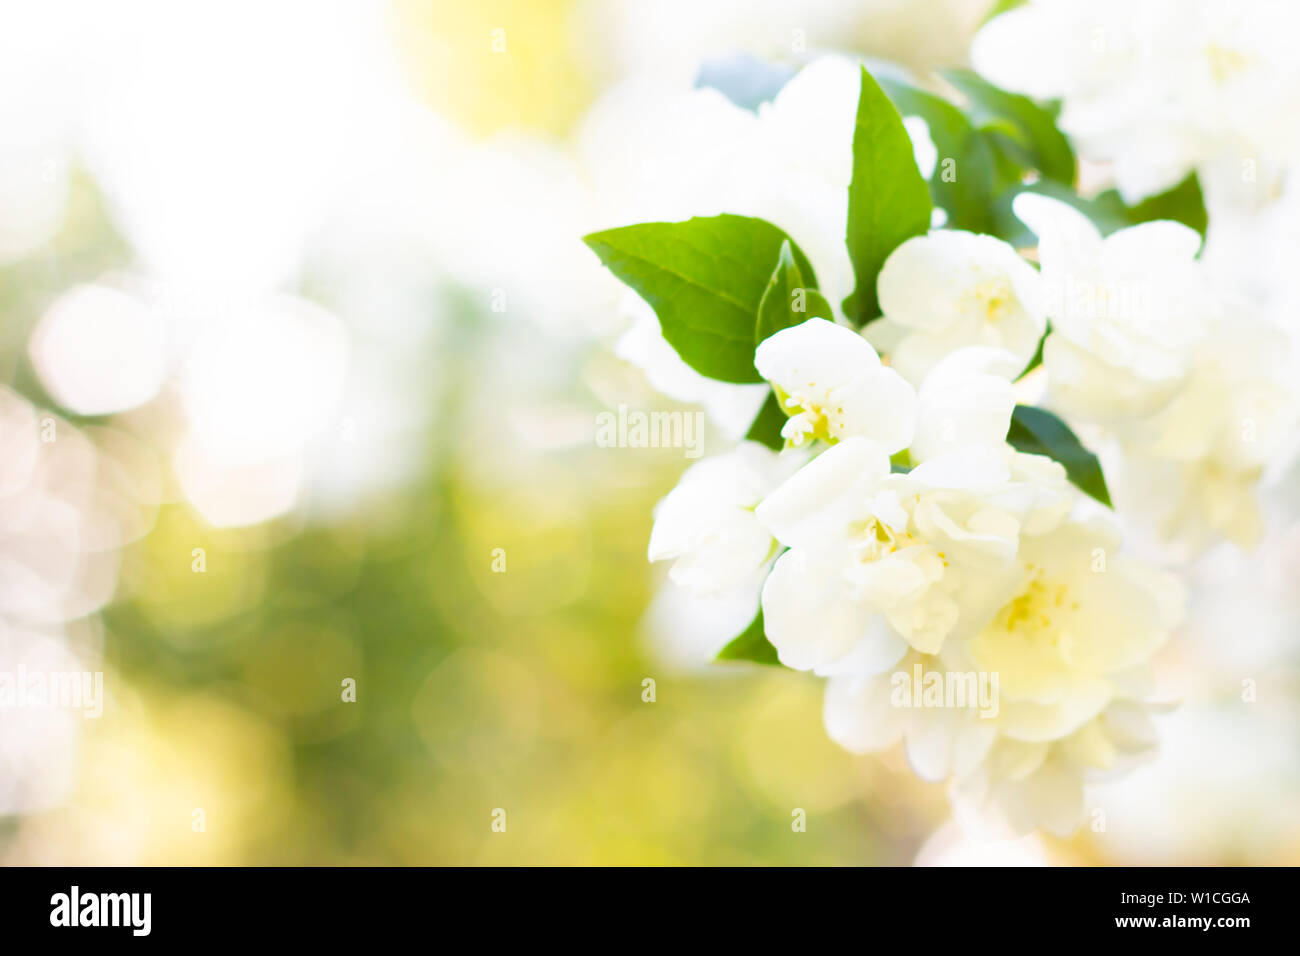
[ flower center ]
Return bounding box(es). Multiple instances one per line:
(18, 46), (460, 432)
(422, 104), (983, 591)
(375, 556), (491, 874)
(775, 383), (845, 445)
(991, 565), (1078, 648)
(971, 277), (1013, 325)
(853, 515), (898, 559)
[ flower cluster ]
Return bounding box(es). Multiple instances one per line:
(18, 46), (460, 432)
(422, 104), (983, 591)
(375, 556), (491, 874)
(971, 0), (1300, 204)
(651, 317), (1183, 834)
(1014, 194), (1296, 556)
(587, 45), (1297, 835)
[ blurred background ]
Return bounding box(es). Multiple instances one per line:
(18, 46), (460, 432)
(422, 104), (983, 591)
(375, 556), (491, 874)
(0, 0), (1296, 866)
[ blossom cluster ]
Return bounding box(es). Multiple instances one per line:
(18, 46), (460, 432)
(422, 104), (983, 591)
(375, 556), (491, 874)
(587, 14), (1300, 835)
(651, 317), (1183, 834)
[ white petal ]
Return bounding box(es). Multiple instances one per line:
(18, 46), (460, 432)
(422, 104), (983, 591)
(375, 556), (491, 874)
(992, 756), (1085, 837)
(971, 6), (1073, 100)
(878, 231), (1017, 333)
(756, 437), (888, 550)
(911, 348), (1018, 462)
(1101, 220), (1202, 270)
(1041, 332), (1183, 422)
(1061, 554), (1185, 674)
(1012, 192), (1103, 280)
(912, 497), (1020, 568)
(761, 548), (871, 672)
(816, 614), (909, 677)
(663, 514), (774, 594)
(754, 318), (879, 391)
(925, 345), (1023, 384)
(908, 444), (1011, 491)
(986, 737), (1050, 782)
(996, 688), (1113, 743)
(905, 709), (998, 782)
(831, 364), (917, 452)
(823, 672), (905, 753)
(648, 448), (784, 594)
(886, 586), (960, 654)
(759, 56), (860, 190)
(851, 554), (931, 609)
(1099, 700), (1159, 753)
(890, 330), (969, 388)
(903, 115), (939, 180)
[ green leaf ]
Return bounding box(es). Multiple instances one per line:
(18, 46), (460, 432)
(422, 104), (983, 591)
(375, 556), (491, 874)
(1108, 171), (1208, 238)
(746, 390), (788, 451)
(1006, 404), (1111, 506)
(1016, 322), (1049, 380)
(992, 173), (1208, 246)
(982, 0), (1027, 25)
(755, 240), (832, 344)
(880, 78), (999, 234)
(941, 69), (1076, 185)
(716, 609), (781, 665)
(844, 65), (932, 327)
(990, 179), (1111, 245)
(584, 215), (817, 383)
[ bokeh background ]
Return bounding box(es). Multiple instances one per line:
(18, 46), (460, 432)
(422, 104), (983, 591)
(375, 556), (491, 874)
(1, 0), (1297, 866)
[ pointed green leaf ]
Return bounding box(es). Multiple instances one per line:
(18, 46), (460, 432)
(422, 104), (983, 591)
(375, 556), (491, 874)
(716, 609), (781, 665)
(1111, 171), (1208, 238)
(755, 240), (832, 345)
(992, 173), (1208, 247)
(584, 215), (817, 383)
(880, 77), (1000, 234)
(844, 66), (932, 327)
(1016, 322), (1049, 380)
(745, 390), (788, 451)
(942, 69), (1076, 185)
(1007, 404), (1111, 506)
(982, 0), (1027, 24)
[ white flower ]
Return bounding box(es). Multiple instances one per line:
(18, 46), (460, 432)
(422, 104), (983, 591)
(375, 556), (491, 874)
(754, 438), (944, 670)
(823, 515), (1183, 835)
(872, 231), (1046, 386)
(1014, 192), (1211, 423)
(754, 318), (916, 452)
(1017, 192), (1299, 555)
(647, 441), (803, 595)
(592, 56), (868, 430)
(949, 512), (1181, 837)
(755, 437), (1044, 670)
(1109, 313), (1298, 554)
(823, 656), (999, 779)
(750, 58), (950, 306)
(972, 0), (1300, 203)
(909, 346), (1076, 532)
(950, 704), (1161, 837)
(910, 347), (1022, 464)
(753, 345), (1079, 672)
(956, 516), (1183, 741)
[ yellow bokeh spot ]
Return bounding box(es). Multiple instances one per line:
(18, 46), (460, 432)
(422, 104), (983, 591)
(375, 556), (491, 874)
(394, 0), (592, 137)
